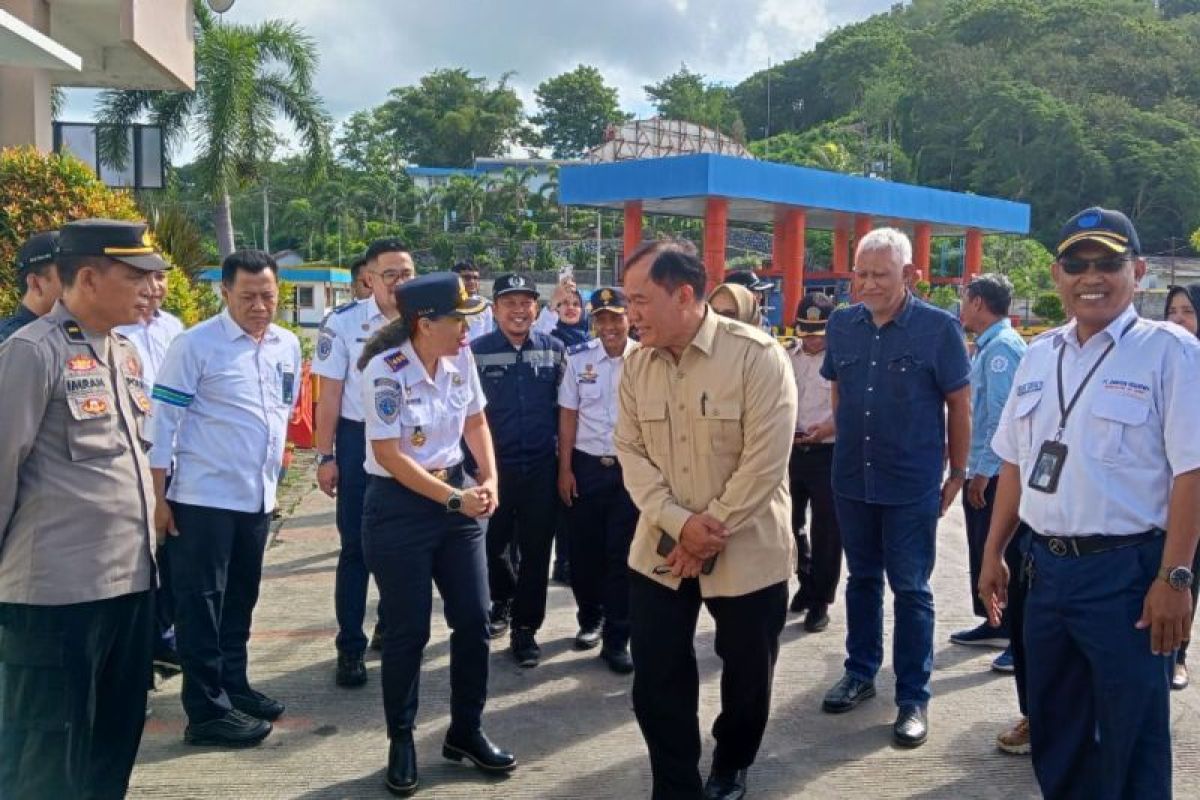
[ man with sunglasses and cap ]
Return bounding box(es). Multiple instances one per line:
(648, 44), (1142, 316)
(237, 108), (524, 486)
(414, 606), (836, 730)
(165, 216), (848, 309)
(0, 230), (62, 345)
(558, 287), (639, 673)
(979, 207), (1200, 800)
(471, 273), (566, 667)
(786, 292), (842, 634)
(724, 269), (774, 330)
(0, 219), (166, 798)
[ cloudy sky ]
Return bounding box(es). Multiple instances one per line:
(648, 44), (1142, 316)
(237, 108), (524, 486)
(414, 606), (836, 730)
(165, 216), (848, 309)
(61, 0), (897, 158)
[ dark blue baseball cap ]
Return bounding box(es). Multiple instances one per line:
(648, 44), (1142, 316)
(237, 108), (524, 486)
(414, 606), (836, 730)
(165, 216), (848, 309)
(1057, 207), (1141, 257)
(588, 286), (627, 315)
(725, 269), (772, 293)
(395, 272), (486, 319)
(492, 272), (539, 300)
(16, 231), (58, 277)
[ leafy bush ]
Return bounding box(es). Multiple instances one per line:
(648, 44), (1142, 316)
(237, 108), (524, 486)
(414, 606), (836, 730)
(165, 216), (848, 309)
(1032, 291), (1065, 324)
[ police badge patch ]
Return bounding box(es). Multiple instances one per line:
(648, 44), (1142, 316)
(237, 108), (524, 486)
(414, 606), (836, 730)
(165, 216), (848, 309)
(317, 332), (334, 360)
(375, 385), (400, 423)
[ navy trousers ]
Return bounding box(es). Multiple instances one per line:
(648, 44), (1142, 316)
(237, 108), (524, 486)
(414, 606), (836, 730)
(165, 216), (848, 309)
(334, 417), (382, 655)
(1024, 533), (1172, 800)
(835, 492), (939, 707)
(169, 502), (270, 723)
(566, 451), (638, 649)
(0, 591), (153, 800)
(362, 474), (490, 737)
(486, 456), (558, 632)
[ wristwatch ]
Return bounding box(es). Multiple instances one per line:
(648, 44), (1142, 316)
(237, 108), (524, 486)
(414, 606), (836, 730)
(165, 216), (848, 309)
(1159, 565), (1195, 591)
(948, 468), (968, 481)
(445, 491), (464, 513)
(317, 453), (336, 466)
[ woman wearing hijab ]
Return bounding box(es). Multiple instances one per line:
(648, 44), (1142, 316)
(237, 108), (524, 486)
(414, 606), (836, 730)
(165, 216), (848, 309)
(1164, 284), (1200, 691)
(708, 282), (763, 327)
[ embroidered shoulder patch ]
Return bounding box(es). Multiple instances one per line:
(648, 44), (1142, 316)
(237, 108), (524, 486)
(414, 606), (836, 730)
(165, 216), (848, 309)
(989, 355), (1010, 374)
(1016, 381), (1043, 396)
(384, 351), (410, 372)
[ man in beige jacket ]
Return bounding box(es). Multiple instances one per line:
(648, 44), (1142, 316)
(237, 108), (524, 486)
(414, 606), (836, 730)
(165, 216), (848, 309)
(616, 241), (797, 800)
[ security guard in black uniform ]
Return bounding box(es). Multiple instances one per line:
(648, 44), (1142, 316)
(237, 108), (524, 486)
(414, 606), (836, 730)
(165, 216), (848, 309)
(358, 273), (516, 796)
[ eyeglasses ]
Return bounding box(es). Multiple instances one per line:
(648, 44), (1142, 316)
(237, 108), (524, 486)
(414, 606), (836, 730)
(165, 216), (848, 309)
(371, 269), (406, 284)
(1058, 255), (1129, 275)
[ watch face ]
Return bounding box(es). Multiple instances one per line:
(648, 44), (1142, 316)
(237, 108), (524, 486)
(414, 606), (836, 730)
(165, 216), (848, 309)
(1170, 567), (1194, 591)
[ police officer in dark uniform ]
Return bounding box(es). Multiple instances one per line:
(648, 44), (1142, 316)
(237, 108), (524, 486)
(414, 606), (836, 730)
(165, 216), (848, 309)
(0, 219), (167, 798)
(0, 230), (61, 344)
(471, 273), (566, 667)
(359, 273), (516, 796)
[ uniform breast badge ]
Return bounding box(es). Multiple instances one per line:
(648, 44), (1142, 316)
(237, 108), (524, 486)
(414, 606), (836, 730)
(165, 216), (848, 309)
(411, 427), (428, 448)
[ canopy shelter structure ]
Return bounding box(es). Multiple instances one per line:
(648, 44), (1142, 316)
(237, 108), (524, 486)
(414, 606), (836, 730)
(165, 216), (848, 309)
(559, 153), (1031, 324)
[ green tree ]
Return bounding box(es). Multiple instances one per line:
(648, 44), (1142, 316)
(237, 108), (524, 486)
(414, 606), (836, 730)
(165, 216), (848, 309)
(379, 69), (526, 167)
(96, 1), (331, 258)
(1032, 291), (1065, 324)
(531, 65), (631, 158)
(644, 64), (743, 137)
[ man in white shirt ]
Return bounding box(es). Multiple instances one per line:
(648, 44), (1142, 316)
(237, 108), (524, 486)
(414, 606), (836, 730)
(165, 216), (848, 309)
(115, 267), (186, 675)
(148, 251), (302, 748)
(786, 293), (841, 633)
(454, 261), (494, 342)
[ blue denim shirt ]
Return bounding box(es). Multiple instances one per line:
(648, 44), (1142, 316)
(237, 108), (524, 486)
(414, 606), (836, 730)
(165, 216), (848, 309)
(471, 329), (565, 468)
(967, 318), (1026, 478)
(821, 295), (971, 505)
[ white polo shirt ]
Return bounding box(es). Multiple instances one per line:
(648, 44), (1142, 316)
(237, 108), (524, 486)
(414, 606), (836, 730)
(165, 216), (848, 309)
(992, 304), (1200, 536)
(361, 340), (486, 476)
(148, 311), (302, 513)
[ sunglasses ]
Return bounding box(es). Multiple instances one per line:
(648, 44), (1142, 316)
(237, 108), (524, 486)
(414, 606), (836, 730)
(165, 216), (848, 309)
(1058, 255), (1130, 275)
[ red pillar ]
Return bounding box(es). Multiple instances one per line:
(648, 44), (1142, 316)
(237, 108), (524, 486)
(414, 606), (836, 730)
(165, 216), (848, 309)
(914, 223), (932, 273)
(833, 225), (850, 273)
(703, 197), (729, 292)
(622, 201), (643, 264)
(772, 206), (790, 284)
(853, 215), (874, 259)
(965, 228), (983, 282)
(782, 209), (806, 329)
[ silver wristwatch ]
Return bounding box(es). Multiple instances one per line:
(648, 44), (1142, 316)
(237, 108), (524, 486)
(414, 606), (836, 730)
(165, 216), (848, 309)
(1160, 565), (1195, 591)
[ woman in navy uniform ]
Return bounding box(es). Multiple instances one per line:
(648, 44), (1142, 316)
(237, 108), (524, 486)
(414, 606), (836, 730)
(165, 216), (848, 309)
(358, 273), (516, 796)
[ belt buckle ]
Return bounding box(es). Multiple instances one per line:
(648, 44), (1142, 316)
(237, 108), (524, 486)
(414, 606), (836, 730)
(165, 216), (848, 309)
(1048, 537), (1068, 557)
(430, 468), (449, 481)
(599, 456), (616, 467)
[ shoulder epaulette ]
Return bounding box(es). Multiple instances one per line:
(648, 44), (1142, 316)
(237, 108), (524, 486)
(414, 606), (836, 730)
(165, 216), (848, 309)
(384, 350), (410, 372)
(332, 300), (359, 315)
(721, 319), (774, 347)
(567, 339), (598, 356)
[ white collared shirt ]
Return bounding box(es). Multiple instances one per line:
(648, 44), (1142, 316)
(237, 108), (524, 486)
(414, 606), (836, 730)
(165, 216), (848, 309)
(147, 311), (302, 513)
(992, 304), (1200, 536)
(115, 309), (185, 389)
(361, 339), (486, 476)
(465, 300), (494, 342)
(558, 337), (637, 457)
(312, 297), (391, 421)
(788, 341), (834, 442)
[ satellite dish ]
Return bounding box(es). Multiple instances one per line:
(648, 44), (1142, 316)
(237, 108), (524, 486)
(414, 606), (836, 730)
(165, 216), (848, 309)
(206, 0), (236, 13)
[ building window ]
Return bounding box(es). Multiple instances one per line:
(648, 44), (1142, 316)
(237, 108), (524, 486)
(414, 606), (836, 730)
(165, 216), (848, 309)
(297, 286), (315, 309)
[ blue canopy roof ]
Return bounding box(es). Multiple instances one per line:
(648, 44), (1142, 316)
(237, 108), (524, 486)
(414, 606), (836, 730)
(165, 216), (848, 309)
(198, 267), (350, 284)
(559, 154), (1029, 236)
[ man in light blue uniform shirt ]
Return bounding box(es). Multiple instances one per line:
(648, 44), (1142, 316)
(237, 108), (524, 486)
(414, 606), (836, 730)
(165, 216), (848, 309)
(980, 207), (1200, 800)
(952, 274), (1026, 677)
(148, 250), (302, 748)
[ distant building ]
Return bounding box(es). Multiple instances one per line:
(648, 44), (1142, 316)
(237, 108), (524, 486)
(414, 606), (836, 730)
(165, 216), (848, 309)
(407, 156), (576, 196)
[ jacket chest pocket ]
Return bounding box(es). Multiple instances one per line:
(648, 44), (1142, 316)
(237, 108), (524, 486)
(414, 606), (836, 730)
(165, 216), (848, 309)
(65, 395), (126, 462)
(1085, 393), (1150, 464)
(637, 402), (670, 457)
(697, 398), (743, 456)
(886, 353), (925, 401)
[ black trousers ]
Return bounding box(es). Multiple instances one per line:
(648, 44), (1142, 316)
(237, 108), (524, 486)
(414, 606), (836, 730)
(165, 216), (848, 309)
(363, 473), (490, 736)
(170, 502), (270, 723)
(486, 456), (558, 631)
(567, 451), (638, 649)
(0, 591), (153, 800)
(334, 417), (382, 655)
(789, 444), (841, 606)
(630, 573), (787, 799)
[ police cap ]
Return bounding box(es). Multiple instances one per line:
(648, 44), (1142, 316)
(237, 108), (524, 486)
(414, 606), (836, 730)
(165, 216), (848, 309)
(588, 286), (627, 315)
(57, 218), (169, 271)
(396, 272), (487, 319)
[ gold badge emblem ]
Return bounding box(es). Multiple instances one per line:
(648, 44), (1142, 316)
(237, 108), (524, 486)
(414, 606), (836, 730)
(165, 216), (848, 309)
(142, 231), (154, 248)
(68, 354), (98, 372)
(82, 397), (108, 415)
(600, 288), (613, 303)
(411, 427), (427, 448)
(806, 306), (822, 321)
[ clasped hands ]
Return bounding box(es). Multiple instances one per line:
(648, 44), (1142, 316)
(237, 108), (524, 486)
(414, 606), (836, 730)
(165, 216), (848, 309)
(664, 512), (729, 578)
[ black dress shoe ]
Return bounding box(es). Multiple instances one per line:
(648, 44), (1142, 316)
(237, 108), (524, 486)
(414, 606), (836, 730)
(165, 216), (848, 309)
(789, 589), (810, 614)
(385, 729), (418, 796)
(600, 646), (634, 674)
(184, 709), (272, 747)
(821, 673), (876, 714)
(229, 689), (285, 721)
(487, 602), (511, 640)
(703, 768), (748, 800)
(803, 603), (830, 633)
(153, 646), (182, 676)
(511, 628), (540, 668)
(893, 704), (928, 748)
(336, 652), (368, 688)
(369, 625), (385, 652)
(443, 729), (517, 772)
(574, 624), (602, 651)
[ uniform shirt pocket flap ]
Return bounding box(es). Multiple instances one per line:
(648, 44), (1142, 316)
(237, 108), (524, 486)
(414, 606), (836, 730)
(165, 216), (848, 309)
(1091, 393), (1150, 426)
(1015, 392), (1042, 418)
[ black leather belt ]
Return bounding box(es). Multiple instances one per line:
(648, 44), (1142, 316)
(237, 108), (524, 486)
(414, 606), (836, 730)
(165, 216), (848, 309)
(576, 450), (619, 467)
(1032, 528), (1163, 557)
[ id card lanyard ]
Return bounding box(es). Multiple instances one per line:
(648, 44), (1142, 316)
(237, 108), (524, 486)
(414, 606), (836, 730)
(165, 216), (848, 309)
(1028, 319), (1136, 494)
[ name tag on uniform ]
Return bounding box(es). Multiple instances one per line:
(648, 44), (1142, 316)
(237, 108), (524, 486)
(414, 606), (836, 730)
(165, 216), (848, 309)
(281, 370), (296, 404)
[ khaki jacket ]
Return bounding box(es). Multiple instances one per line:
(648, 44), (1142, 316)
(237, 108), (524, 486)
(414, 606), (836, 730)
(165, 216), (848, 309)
(616, 308), (797, 598)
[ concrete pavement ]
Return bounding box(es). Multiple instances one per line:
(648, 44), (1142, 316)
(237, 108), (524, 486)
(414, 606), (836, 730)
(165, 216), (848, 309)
(128, 476), (1200, 799)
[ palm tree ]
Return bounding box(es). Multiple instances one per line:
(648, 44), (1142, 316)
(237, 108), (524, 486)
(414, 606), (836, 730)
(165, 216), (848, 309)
(442, 174), (487, 229)
(96, 1), (331, 257)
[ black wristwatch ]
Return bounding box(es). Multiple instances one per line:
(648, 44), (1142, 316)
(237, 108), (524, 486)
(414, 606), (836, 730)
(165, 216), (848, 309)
(1160, 565), (1195, 591)
(445, 491), (464, 513)
(948, 468), (967, 481)
(317, 453), (336, 466)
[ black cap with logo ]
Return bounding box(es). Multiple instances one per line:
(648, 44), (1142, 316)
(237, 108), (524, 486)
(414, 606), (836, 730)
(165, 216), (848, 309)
(57, 218), (169, 271)
(725, 269), (773, 293)
(588, 286), (627, 315)
(16, 231), (59, 278)
(1056, 207), (1142, 257)
(795, 292), (834, 335)
(492, 272), (539, 300)
(395, 272), (487, 319)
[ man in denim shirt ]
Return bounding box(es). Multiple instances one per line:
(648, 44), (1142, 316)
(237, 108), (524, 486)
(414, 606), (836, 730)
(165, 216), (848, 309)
(819, 228), (972, 748)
